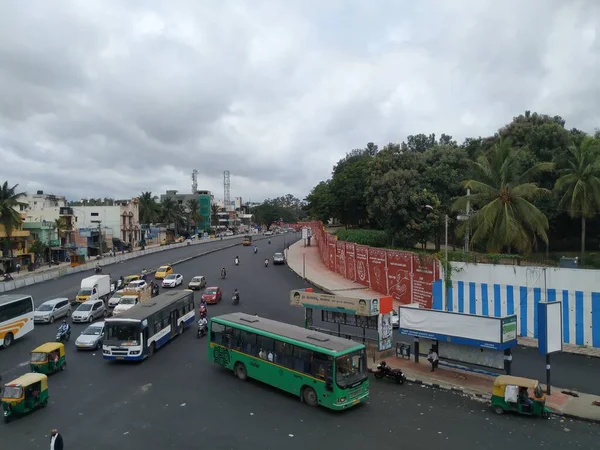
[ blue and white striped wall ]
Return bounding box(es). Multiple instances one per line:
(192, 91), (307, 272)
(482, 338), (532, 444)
(432, 280), (600, 348)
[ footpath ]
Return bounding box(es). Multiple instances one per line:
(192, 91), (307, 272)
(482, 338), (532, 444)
(0, 236), (242, 294)
(285, 240), (600, 423)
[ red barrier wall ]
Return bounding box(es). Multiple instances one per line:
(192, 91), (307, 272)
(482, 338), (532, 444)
(299, 222), (439, 309)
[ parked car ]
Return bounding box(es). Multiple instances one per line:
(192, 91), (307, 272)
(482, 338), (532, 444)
(75, 321), (105, 350)
(71, 299), (107, 323)
(162, 274), (183, 288)
(34, 298), (71, 324)
(273, 252), (285, 265)
(188, 276), (206, 290)
(201, 287), (222, 304)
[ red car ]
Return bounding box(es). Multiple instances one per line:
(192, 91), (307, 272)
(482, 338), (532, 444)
(202, 287), (222, 304)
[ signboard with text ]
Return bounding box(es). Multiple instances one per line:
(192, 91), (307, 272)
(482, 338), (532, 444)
(290, 290), (379, 316)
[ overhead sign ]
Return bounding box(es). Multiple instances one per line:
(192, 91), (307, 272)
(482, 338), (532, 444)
(398, 306), (518, 350)
(289, 290), (378, 316)
(538, 301), (562, 355)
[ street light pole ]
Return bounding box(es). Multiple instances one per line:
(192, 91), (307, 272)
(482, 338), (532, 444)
(444, 214), (448, 311)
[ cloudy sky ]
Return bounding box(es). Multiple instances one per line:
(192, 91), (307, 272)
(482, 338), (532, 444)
(0, 0), (598, 203)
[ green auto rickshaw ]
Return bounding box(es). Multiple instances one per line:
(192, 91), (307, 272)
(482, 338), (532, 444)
(2, 372), (49, 422)
(30, 342), (66, 374)
(491, 375), (550, 418)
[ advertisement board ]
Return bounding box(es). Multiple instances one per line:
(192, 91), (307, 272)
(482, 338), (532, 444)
(398, 306), (518, 350)
(378, 313), (393, 351)
(290, 290), (378, 316)
(538, 301), (563, 355)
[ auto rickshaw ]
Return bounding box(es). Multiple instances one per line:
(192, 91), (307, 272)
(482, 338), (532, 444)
(1, 372), (49, 422)
(30, 342), (66, 374)
(123, 275), (141, 286)
(491, 375), (550, 418)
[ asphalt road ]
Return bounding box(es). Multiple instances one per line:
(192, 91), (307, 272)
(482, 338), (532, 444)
(1, 234), (598, 449)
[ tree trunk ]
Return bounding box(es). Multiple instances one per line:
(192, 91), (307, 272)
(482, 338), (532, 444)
(581, 216), (586, 263)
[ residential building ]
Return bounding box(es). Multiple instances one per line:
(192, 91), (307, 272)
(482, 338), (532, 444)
(118, 198), (141, 245)
(16, 190), (67, 213)
(160, 189), (213, 230)
(0, 213), (33, 270)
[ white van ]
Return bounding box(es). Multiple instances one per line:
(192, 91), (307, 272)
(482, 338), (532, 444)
(34, 298), (71, 324)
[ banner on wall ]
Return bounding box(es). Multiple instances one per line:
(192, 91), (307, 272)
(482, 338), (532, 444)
(378, 312), (393, 350)
(290, 290), (379, 316)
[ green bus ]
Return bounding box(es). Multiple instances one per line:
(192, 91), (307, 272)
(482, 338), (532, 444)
(208, 312), (369, 410)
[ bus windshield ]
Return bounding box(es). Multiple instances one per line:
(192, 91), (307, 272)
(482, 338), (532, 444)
(105, 322), (139, 342)
(335, 348), (367, 388)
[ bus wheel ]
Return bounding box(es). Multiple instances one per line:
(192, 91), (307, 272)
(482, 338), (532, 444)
(2, 332), (14, 349)
(179, 322), (184, 335)
(234, 362), (248, 381)
(303, 387), (318, 406)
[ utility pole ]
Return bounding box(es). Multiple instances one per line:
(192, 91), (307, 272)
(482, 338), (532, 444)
(92, 220), (103, 257)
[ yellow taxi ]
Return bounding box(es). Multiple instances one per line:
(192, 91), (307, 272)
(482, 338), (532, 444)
(123, 275), (141, 286)
(154, 265), (173, 280)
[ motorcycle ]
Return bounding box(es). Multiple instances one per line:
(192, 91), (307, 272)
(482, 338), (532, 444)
(264, 259), (269, 267)
(372, 362), (405, 384)
(1, 273), (14, 282)
(254, 248), (258, 254)
(232, 294), (240, 305)
(94, 266), (102, 274)
(56, 327), (71, 343)
(234, 258), (239, 266)
(199, 305), (207, 317)
(151, 284), (160, 297)
(197, 319), (208, 338)
(221, 270), (226, 279)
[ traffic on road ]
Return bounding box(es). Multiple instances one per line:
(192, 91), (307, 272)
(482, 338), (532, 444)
(1, 233), (598, 449)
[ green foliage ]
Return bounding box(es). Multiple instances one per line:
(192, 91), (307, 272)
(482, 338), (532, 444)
(139, 192), (161, 224)
(334, 229), (388, 247)
(0, 181), (27, 237)
(29, 239), (47, 257)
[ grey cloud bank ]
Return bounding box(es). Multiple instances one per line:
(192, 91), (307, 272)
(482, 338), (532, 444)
(0, 0), (598, 201)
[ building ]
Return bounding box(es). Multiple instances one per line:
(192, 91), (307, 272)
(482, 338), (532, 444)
(16, 190), (67, 213)
(0, 213), (33, 271)
(160, 189), (213, 230)
(118, 198), (141, 246)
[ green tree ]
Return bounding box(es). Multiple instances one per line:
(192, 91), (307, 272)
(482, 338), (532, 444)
(452, 139), (553, 255)
(553, 137), (600, 261)
(211, 204), (221, 227)
(160, 197), (185, 232)
(139, 192), (161, 224)
(252, 202), (281, 230)
(0, 182), (27, 257)
(29, 238), (48, 260)
(305, 181), (333, 223)
(54, 217), (67, 245)
(186, 198), (202, 233)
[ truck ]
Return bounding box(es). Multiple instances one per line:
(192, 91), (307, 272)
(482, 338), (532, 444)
(111, 284), (152, 316)
(76, 275), (112, 304)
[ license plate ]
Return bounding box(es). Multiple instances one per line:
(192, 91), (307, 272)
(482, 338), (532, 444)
(117, 356), (124, 360)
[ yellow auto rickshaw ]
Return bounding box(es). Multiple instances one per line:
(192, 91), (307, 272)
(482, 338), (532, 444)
(30, 342), (66, 375)
(1, 372), (49, 422)
(123, 275), (141, 286)
(491, 375), (550, 418)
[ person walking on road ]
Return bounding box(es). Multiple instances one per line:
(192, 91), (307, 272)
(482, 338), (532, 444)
(427, 348), (439, 372)
(50, 429), (64, 450)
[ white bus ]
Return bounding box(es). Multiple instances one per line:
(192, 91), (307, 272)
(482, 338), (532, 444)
(0, 294), (35, 348)
(103, 290), (195, 361)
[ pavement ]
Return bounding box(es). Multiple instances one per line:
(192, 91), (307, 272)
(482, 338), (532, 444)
(286, 240), (600, 422)
(1, 233), (599, 448)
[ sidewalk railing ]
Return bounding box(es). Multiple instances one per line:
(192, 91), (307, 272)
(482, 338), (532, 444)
(0, 236), (240, 294)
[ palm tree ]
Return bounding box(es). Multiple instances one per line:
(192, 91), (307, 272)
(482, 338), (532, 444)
(211, 204), (221, 228)
(54, 217), (67, 245)
(452, 139), (554, 255)
(186, 198), (202, 233)
(139, 191), (161, 224)
(0, 182), (27, 257)
(160, 198), (186, 232)
(554, 137), (600, 261)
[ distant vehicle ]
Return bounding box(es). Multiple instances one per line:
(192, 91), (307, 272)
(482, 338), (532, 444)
(108, 291), (124, 308)
(123, 275), (141, 286)
(75, 321), (105, 350)
(128, 280), (148, 290)
(34, 298), (71, 324)
(224, 230), (234, 237)
(103, 290), (195, 361)
(76, 275), (111, 304)
(154, 265), (173, 280)
(162, 274), (183, 288)
(188, 276), (206, 290)
(202, 287), (222, 304)
(242, 235), (252, 246)
(208, 313), (369, 410)
(273, 253), (285, 265)
(71, 299), (107, 324)
(0, 294), (34, 348)
(263, 231), (274, 236)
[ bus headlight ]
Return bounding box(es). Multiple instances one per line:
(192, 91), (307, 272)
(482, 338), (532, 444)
(338, 397), (347, 403)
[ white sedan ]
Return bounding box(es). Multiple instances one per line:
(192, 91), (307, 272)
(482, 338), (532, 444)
(162, 274), (183, 288)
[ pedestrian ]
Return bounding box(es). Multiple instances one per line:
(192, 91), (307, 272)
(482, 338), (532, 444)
(15, 263), (21, 274)
(50, 429), (64, 450)
(427, 347), (439, 372)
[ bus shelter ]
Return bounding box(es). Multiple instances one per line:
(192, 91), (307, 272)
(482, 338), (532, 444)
(289, 289), (394, 350)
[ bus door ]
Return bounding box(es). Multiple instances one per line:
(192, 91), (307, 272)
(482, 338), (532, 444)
(142, 327), (150, 355)
(170, 308), (179, 337)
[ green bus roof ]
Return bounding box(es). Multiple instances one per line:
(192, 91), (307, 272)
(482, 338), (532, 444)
(211, 312), (364, 355)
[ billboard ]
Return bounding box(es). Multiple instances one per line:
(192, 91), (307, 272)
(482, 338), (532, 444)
(378, 313), (393, 351)
(538, 301), (562, 355)
(398, 306), (518, 350)
(290, 290), (379, 316)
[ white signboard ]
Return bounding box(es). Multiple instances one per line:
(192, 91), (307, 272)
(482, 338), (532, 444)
(538, 301), (562, 355)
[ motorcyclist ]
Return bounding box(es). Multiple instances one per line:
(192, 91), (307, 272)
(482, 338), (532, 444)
(376, 360), (390, 373)
(268, 239), (271, 244)
(234, 256), (239, 265)
(254, 246), (258, 254)
(2, 273), (14, 281)
(264, 258), (269, 267)
(221, 267), (226, 278)
(200, 298), (207, 309)
(198, 315), (208, 328)
(233, 289), (240, 303)
(95, 263), (102, 273)
(58, 320), (71, 335)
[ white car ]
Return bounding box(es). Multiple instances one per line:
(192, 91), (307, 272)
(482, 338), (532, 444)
(128, 279), (147, 290)
(392, 309), (399, 328)
(162, 273), (183, 288)
(108, 290), (124, 308)
(263, 231), (274, 236)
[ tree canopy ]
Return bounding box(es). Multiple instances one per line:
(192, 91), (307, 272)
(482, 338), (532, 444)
(303, 111), (600, 260)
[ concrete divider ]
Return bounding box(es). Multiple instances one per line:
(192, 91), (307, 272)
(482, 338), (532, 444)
(0, 235), (244, 294)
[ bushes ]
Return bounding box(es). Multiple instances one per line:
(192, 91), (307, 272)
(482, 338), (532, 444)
(334, 229), (388, 247)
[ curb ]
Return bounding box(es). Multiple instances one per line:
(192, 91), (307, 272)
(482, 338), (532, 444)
(403, 376), (600, 424)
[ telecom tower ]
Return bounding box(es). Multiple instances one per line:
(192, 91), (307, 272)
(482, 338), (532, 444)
(223, 170), (231, 212)
(191, 169), (198, 194)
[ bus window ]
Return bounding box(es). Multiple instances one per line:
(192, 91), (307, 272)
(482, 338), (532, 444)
(211, 322), (225, 343)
